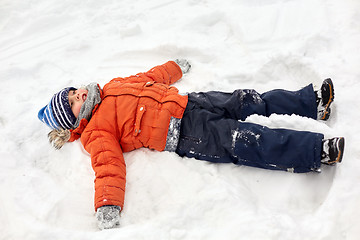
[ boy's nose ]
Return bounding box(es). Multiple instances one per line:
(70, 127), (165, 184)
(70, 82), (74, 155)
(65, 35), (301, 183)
(72, 93), (80, 101)
(69, 94), (79, 101)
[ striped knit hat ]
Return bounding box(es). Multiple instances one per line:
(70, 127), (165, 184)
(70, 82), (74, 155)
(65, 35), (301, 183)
(38, 87), (77, 129)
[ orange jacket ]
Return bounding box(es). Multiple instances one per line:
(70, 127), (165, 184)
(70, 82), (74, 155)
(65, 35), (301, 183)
(71, 61), (188, 211)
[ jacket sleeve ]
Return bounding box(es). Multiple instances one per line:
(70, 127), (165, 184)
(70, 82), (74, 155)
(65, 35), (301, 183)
(111, 61), (183, 85)
(82, 126), (126, 211)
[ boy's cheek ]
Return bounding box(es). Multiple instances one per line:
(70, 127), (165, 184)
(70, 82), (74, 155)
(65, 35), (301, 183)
(73, 105), (82, 118)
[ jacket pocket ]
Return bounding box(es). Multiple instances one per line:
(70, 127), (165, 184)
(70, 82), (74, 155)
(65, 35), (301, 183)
(134, 105), (146, 136)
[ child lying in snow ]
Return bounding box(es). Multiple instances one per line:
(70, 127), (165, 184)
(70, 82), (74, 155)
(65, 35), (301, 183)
(38, 59), (345, 230)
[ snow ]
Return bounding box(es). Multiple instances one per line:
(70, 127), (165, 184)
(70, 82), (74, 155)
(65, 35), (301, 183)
(1, 0), (360, 239)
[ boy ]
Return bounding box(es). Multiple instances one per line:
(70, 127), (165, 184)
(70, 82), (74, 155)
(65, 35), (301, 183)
(38, 59), (345, 230)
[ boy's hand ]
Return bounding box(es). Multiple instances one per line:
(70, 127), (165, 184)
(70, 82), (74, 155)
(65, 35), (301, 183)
(96, 205), (121, 230)
(175, 59), (191, 74)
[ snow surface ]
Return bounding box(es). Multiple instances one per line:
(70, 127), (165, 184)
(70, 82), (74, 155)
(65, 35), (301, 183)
(1, 0), (360, 239)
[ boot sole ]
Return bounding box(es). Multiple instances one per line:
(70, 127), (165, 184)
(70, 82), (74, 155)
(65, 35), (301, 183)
(321, 78), (334, 120)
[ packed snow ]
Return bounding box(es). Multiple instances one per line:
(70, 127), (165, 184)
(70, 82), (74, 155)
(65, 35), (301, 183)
(1, 0), (360, 239)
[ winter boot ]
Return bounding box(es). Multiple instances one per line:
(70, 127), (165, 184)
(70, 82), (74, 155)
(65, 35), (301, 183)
(316, 78), (334, 120)
(321, 137), (345, 165)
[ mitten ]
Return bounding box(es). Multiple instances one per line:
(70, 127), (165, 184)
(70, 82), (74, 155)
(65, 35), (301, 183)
(96, 205), (121, 230)
(175, 59), (191, 74)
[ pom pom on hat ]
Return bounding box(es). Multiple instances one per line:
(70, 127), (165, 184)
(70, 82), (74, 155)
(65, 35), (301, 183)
(38, 87), (77, 130)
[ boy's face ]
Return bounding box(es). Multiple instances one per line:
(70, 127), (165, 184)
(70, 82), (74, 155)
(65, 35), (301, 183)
(68, 88), (88, 118)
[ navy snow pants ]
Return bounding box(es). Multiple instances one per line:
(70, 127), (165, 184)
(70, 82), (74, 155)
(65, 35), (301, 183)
(175, 84), (323, 173)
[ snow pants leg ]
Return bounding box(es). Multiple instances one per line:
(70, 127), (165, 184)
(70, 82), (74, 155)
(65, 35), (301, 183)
(175, 84), (323, 173)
